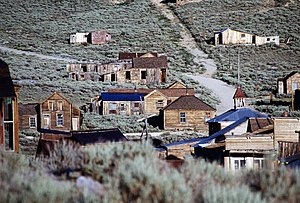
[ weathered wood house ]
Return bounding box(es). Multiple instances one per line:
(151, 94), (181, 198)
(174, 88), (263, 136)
(40, 92), (81, 131)
(69, 31), (111, 44)
(214, 28), (279, 46)
(19, 103), (38, 131)
(100, 92), (146, 115)
(0, 59), (20, 152)
(66, 53), (168, 84)
(162, 95), (216, 131)
(277, 71), (300, 95)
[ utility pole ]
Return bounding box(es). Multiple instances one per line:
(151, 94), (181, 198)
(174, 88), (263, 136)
(237, 49), (240, 86)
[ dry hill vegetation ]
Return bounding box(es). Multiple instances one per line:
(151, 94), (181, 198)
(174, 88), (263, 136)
(1, 142), (300, 203)
(171, 0), (300, 97)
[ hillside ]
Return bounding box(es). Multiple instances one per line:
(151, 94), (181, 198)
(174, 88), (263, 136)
(172, 0), (300, 97)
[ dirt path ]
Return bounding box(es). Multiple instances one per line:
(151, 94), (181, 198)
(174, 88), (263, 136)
(151, 0), (235, 114)
(0, 45), (78, 62)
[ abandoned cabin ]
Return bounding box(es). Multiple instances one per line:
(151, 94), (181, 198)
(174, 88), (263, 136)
(161, 95), (216, 131)
(69, 31), (111, 44)
(19, 92), (81, 132)
(66, 52), (168, 84)
(214, 28), (279, 46)
(277, 71), (300, 95)
(36, 128), (128, 157)
(0, 59), (20, 152)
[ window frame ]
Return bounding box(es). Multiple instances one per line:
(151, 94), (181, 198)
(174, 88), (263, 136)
(56, 113), (64, 127)
(29, 116), (36, 128)
(141, 70), (147, 80)
(48, 101), (54, 111)
(57, 100), (63, 111)
(179, 112), (186, 123)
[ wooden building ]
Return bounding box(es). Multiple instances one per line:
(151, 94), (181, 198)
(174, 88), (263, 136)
(233, 86), (247, 109)
(162, 95), (216, 131)
(214, 28), (279, 46)
(0, 59), (20, 152)
(277, 71), (300, 95)
(19, 103), (38, 131)
(69, 31), (111, 44)
(66, 53), (168, 85)
(40, 92), (81, 131)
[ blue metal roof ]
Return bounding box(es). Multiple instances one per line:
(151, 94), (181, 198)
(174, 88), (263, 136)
(193, 116), (249, 147)
(100, 92), (146, 101)
(207, 108), (267, 123)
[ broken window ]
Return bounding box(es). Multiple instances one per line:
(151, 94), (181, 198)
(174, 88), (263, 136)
(57, 101), (63, 111)
(141, 70), (147, 80)
(43, 114), (50, 129)
(126, 71), (131, 80)
(267, 38), (270, 41)
(241, 34), (246, 37)
(82, 65), (87, 72)
(156, 100), (164, 109)
(56, 113), (64, 126)
(179, 112), (186, 123)
(111, 73), (116, 81)
(4, 98), (14, 151)
(48, 101), (54, 111)
(120, 103), (125, 111)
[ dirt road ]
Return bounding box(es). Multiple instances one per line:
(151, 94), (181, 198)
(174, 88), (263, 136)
(151, 0), (235, 114)
(0, 45), (78, 62)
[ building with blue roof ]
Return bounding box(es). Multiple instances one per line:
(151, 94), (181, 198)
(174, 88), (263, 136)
(100, 92), (147, 115)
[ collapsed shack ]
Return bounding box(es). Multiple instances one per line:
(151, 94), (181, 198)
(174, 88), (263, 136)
(36, 128), (128, 157)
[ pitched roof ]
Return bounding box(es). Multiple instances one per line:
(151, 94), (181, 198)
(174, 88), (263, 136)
(19, 103), (38, 116)
(233, 86), (246, 99)
(163, 95), (215, 111)
(248, 118), (273, 133)
(71, 128), (128, 145)
(159, 88), (195, 97)
(118, 52), (158, 60)
(167, 81), (186, 89)
(207, 108), (267, 123)
(0, 59), (16, 98)
(108, 88), (153, 94)
(283, 71), (298, 81)
(100, 92), (146, 101)
(132, 56), (168, 69)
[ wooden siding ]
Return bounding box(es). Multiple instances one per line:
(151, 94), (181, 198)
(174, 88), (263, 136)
(41, 93), (80, 131)
(226, 136), (274, 151)
(164, 109), (214, 131)
(102, 101), (143, 115)
(286, 72), (300, 94)
(274, 118), (300, 147)
(167, 141), (199, 159)
(144, 91), (168, 114)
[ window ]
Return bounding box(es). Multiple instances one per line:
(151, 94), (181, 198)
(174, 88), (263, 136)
(241, 34), (246, 37)
(179, 112), (186, 123)
(56, 113), (64, 126)
(109, 103), (117, 110)
(156, 100), (164, 109)
(29, 117), (36, 128)
(111, 73), (116, 81)
(82, 65), (87, 72)
(48, 101), (54, 111)
(120, 103), (125, 111)
(267, 38), (270, 41)
(292, 82), (298, 91)
(141, 70), (147, 80)
(134, 102), (140, 108)
(57, 101), (63, 111)
(254, 159), (264, 169)
(43, 114), (50, 129)
(234, 159), (246, 170)
(126, 71), (131, 80)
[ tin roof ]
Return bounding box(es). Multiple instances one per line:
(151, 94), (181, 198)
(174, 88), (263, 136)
(0, 59), (16, 98)
(163, 95), (215, 111)
(101, 92), (146, 101)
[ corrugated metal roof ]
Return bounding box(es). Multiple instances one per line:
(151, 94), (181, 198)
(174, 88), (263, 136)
(194, 117), (248, 147)
(0, 59), (16, 98)
(207, 108), (267, 123)
(100, 92), (146, 101)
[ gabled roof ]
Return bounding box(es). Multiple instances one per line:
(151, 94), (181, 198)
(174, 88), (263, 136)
(71, 128), (128, 145)
(100, 92), (146, 101)
(132, 56), (168, 69)
(214, 27), (230, 34)
(207, 108), (267, 123)
(162, 95), (215, 111)
(167, 81), (186, 89)
(19, 103), (38, 116)
(159, 88), (195, 97)
(248, 118), (273, 133)
(40, 92), (80, 110)
(118, 52), (158, 60)
(0, 59), (16, 98)
(233, 86), (246, 99)
(108, 88), (153, 94)
(144, 89), (168, 99)
(283, 71), (298, 81)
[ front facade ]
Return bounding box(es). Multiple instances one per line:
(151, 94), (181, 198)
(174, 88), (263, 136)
(40, 92), (81, 131)
(277, 71), (300, 95)
(162, 95), (216, 131)
(214, 28), (279, 46)
(19, 104), (38, 131)
(0, 59), (20, 152)
(100, 92), (145, 115)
